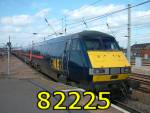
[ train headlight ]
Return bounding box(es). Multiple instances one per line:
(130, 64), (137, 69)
(89, 68), (108, 75)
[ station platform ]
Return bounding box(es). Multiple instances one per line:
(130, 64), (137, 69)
(0, 55), (126, 113)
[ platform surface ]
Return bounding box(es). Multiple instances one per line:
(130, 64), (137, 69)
(0, 55), (123, 113)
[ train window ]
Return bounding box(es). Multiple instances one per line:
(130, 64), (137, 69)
(71, 39), (81, 51)
(84, 39), (102, 50)
(102, 38), (119, 50)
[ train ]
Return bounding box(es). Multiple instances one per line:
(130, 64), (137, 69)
(13, 30), (139, 99)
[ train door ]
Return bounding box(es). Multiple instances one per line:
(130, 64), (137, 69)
(62, 39), (71, 77)
(68, 38), (85, 82)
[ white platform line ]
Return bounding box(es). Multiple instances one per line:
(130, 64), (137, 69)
(61, 88), (85, 92)
(111, 104), (130, 113)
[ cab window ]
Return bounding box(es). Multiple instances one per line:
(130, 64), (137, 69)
(71, 39), (81, 51)
(84, 39), (102, 50)
(102, 38), (119, 50)
(83, 38), (119, 51)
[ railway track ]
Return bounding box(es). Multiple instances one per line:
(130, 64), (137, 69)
(112, 100), (143, 113)
(129, 73), (150, 93)
(131, 62), (150, 66)
(132, 73), (150, 79)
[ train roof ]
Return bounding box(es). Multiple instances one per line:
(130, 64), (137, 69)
(78, 30), (114, 38)
(48, 30), (114, 41)
(34, 30), (115, 46)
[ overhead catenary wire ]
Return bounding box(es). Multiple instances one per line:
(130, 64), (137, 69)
(89, 0), (104, 6)
(62, 0), (104, 34)
(6, 0), (150, 44)
(26, 0), (150, 38)
(42, 0), (150, 32)
(1, 21), (149, 35)
(66, 0), (150, 27)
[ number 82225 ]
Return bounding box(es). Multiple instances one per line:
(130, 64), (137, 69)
(37, 91), (110, 110)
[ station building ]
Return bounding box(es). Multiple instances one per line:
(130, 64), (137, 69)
(131, 43), (150, 59)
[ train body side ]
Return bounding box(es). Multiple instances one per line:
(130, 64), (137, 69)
(13, 31), (131, 83)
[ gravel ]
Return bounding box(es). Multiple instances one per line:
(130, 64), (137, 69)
(124, 90), (150, 113)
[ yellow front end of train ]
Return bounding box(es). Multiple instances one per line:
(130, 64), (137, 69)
(87, 51), (131, 82)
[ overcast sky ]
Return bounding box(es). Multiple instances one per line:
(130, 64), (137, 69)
(0, 0), (150, 48)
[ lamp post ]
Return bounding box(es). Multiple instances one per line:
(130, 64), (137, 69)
(7, 36), (11, 75)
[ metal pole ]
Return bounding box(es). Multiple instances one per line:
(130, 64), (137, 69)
(32, 41), (33, 52)
(127, 4), (131, 63)
(62, 17), (64, 34)
(7, 36), (10, 75)
(45, 18), (57, 36)
(64, 16), (67, 35)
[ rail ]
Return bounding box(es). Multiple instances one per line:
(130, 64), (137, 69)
(112, 100), (143, 113)
(129, 73), (150, 93)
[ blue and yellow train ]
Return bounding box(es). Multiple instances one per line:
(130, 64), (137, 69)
(13, 31), (138, 99)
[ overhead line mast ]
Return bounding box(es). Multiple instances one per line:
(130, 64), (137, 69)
(127, 4), (131, 63)
(45, 18), (58, 36)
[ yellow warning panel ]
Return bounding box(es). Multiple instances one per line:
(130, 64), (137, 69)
(93, 74), (129, 82)
(87, 51), (130, 68)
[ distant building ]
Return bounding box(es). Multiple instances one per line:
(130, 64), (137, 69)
(131, 43), (150, 58)
(0, 47), (7, 56)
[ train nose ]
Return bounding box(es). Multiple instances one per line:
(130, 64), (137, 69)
(87, 51), (130, 68)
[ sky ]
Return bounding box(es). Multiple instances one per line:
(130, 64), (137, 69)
(0, 0), (150, 48)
